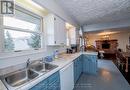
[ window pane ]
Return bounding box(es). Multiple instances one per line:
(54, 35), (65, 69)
(4, 17), (40, 31)
(3, 9), (41, 31)
(4, 29), (41, 51)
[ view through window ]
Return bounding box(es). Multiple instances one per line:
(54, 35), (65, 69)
(3, 7), (42, 51)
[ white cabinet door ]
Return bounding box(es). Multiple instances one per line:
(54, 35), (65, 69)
(60, 62), (74, 90)
(54, 15), (66, 45)
(69, 27), (76, 44)
(44, 14), (55, 45)
(54, 15), (60, 45)
(58, 18), (66, 45)
(45, 14), (66, 45)
(61, 20), (66, 45)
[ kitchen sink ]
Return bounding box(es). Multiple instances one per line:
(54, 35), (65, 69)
(1, 60), (58, 88)
(2, 68), (39, 87)
(30, 61), (58, 73)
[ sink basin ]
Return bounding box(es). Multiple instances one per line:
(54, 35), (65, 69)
(1, 60), (58, 88)
(30, 61), (58, 73)
(3, 68), (39, 87)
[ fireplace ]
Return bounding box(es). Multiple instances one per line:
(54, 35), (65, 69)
(102, 43), (110, 49)
(96, 39), (118, 53)
(102, 40), (110, 49)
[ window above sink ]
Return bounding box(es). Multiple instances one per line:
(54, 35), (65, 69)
(0, 5), (44, 55)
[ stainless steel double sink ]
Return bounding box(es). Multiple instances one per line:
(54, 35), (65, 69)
(1, 60), (58, 88)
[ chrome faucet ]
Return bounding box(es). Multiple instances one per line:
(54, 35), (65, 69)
(26, 58), (30, 68)
(80, 45), (84, 52)
(41, 57), (46, 63)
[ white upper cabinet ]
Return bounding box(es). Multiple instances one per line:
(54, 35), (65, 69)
(66, 23), (77, 46)
(44, 14), (66, 45)
(69, 27), (76, 45)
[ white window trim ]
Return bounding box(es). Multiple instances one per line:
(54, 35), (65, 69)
(0, 15), (4, 53)
(3, 26), (42, 34)
(0, 4), (46, 59)
(0, 49), (45, 59)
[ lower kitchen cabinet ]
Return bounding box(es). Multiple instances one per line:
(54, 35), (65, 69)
(74, 56), (82, 84)
(30, 79), (48, 90)
(30, 71), (60, 90)
(30, 54), (97, 90)
(48, 80), (60, 90)
(83, 54), (97, 74)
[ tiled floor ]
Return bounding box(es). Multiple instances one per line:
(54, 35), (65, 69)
(74, 60), (130, 90)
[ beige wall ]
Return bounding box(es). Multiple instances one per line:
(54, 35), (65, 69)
(86, 32), (130, 52)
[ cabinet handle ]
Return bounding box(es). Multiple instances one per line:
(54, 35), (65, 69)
(54, 18), (56, 20)
(55, 41), (56, 44)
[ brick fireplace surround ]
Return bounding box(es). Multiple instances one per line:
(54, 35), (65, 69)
(96, 39), (118, 59)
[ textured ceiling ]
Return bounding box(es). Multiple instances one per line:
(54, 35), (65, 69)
(55, 0), (130, 25)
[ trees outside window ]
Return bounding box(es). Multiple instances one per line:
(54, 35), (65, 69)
(2, 6), (42, 52)
(27, 33), (41, 48)
(4, 31), (14, 51)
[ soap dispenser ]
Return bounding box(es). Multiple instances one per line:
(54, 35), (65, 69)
(53, 50), (59, 59)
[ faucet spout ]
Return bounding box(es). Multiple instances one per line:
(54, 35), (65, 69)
(26, 58), (30, 68)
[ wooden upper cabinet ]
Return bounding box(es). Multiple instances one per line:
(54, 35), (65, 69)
(44, 14), (66, 46)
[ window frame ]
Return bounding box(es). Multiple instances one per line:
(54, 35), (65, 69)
(0, 5), (44, 55)
(0, 15), (4, 53)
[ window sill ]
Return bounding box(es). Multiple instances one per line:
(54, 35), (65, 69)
(0, 49), (45, 59)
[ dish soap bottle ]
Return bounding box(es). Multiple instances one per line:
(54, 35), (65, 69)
(53, 50), (59, 59)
